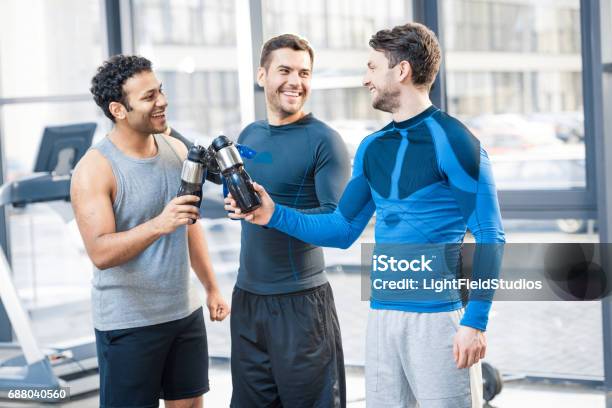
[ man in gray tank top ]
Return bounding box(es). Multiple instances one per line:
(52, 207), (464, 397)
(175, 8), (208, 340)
(71, 55), (229, 408)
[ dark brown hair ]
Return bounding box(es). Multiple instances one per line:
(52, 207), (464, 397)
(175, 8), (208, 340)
(369, 23), (441, 89)
(260, 34), (314, 70)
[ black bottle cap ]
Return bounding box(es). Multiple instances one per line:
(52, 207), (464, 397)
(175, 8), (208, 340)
(211, 135), (232, 152)
(188, 145), (207, 163)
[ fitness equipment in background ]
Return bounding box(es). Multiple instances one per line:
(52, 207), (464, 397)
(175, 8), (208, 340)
(0, 123), (98, 402)
(482, 361), (503, 403)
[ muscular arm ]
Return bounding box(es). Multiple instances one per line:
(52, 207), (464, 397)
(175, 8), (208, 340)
(70, 150), (165, 270)
(458, 148), (505, 331)
(231, 134), (377, 248)
(298, 132), (350, 215)
(266, 134), (376, 248)
(268, 175), (375, 249)
(429, 116), (505, 331)
(187, 223), (219, 291)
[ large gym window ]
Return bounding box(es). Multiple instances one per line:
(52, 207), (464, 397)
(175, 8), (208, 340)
(0, 0), (105, 179)
(131, 0), (240, 141)
(443, 0), (585, 191)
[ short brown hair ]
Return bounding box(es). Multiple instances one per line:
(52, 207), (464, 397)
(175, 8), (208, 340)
(260, 34), (314, 70)
(369, 23), (441, 89)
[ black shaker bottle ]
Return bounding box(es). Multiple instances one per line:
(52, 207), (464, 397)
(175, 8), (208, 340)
(210, 135), (261, 213)
(177, 144), (207, 214)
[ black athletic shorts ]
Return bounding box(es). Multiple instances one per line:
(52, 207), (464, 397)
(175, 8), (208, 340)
(230, 282), (346, 408)
(95, 307), (209, 408)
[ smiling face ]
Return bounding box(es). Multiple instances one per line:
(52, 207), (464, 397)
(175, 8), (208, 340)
(362, 49), (402, 113)
(257, 48), (312, 120)
(111, 70), (168, 134)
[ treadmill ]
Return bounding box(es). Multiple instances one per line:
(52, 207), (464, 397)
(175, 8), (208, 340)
(0, 123), (98, 402)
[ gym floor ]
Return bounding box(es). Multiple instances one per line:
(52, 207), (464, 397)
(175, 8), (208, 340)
(0, 360), (604, 407)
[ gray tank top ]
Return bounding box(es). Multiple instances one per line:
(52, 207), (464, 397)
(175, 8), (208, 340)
(90, 134), (200, 331)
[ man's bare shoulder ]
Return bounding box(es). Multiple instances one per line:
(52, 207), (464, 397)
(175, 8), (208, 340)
(162, 133), (188, 161)
(71, 149), (114, 195)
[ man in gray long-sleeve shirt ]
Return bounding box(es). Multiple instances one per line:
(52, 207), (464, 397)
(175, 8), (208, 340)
(230, 34), (350, 408)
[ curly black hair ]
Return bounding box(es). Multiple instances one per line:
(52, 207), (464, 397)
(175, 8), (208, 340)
(90, 55), (152, 122)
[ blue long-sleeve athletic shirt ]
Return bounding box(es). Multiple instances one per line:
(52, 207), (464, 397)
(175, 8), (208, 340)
(267, 105), (505, 331)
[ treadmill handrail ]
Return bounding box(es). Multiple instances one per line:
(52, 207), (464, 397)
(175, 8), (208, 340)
(0, 249), (45, 365)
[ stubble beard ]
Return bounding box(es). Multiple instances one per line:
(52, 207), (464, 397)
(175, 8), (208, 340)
(372, 87), (401, 113)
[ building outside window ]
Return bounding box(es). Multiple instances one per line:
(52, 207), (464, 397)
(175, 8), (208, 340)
(444, 0), (584, 191)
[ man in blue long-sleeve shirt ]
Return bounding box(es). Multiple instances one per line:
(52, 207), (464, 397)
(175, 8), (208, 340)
(229, 34), (350, 408)
(227, 23), (505, 407)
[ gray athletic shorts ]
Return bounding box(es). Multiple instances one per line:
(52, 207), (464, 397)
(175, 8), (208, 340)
(366, 308), (483, 408)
